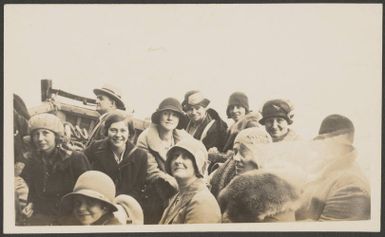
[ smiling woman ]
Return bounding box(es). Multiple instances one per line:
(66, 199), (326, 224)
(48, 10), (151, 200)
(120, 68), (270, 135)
(160, 138), (221, 224)
(84, 111), (148, 217)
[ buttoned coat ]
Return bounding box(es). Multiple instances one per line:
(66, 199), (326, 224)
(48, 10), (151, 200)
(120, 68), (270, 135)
(159, 179), (221, 224)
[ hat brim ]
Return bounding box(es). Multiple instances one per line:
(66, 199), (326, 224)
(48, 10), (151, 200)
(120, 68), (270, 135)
(61, 189), (118, 214)
(93, 88), (126, 111)
(182, 99), (210, 112)
(151, 107), (187, 129)
(259, 114), (293, 125)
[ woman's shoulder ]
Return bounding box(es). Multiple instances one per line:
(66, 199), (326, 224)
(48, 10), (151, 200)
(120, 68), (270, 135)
(174, 128), (193, 141)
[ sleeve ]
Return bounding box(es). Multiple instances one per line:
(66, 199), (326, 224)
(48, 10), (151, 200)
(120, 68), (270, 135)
(71, 151), (92, 179)
(184, 192), (221, 224)
(319, 179), (371, 221)
(19, 162), (34, 203)
(83, 143), (96, 168)
(136, 132), (163, 182)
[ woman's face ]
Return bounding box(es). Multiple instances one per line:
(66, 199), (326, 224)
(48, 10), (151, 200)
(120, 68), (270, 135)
(233, 143), (258, 175)
(186, 105), (206, 123)
(169, 149), (196, 180)
(264, 117), (289, 141)
(107, 121), (129, 148)
(159, 110), (180, 131)
(229, 105), (246, 122)
(72, 195), (107, 225)
(32, 128), (56, 154)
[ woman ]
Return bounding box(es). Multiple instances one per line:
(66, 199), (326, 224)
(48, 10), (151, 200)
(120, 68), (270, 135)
(20, 113), (91, 225)
(208, 92), (261, 173)
(210, 127), (272, 198)
(159, 139), (221, 224)
(259, 99), (300, 142)
(60, 170), (121, 225)
(136, 97), (192, 224)
(84, 112), (148, 206)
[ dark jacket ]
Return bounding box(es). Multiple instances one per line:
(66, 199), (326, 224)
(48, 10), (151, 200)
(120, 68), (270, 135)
(20, 148), (91, 223)
(209, 158), (237, 199)
(222, 111), (262, 152)
(84, 138), (147, 203)
(186, 108), (228, 152)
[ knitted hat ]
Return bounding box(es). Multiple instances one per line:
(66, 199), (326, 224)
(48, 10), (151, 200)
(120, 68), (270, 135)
(28, 113), (64, 136)
(61, 171), (118, 213)
(151, 97), (187, 129)
(226, 92), (250, 118)
(94, 84), (126, 111)
(259, 99), (294, 125)
(165, 138), (208, 178)
(114, 195), (144, 224)
(181, 90), (210, 112)
(234, 127), (272, 148)
(315, 114), (355, 142)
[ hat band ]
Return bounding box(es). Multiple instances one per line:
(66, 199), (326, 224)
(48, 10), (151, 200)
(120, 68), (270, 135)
(100, 88), (122, 99)
(188, 92), (206, 105)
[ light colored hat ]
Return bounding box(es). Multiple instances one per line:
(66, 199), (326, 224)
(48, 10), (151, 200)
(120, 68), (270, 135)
(114, 195), (144, 224)
(165, 138), (208, 178)
(94, 84), (126, 111)
(61, 171), (118, 213)
(182, 90), (210, 111)
(234, 127), (272, 147)
(29, 113), (64, 136)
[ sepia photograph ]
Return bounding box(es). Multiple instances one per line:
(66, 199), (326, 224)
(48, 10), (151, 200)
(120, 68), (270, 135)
(3, 3), (382, 234)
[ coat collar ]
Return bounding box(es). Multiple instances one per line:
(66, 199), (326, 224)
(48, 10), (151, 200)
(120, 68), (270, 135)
(160, 178), (206, 224)
(146, 123), (189, 154)
(95, 138), (137, 167)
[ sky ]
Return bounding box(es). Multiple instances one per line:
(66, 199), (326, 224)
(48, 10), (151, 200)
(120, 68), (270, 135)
(3, 4), (382, 232)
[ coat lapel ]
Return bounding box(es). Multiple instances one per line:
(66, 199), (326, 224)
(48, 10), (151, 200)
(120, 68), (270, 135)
(160, 179), (206, 224)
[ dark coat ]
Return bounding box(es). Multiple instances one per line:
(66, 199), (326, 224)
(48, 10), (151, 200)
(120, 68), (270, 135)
(222, 111), (262, 152)
(209, 158), (237, 199)
(84, 138), (147, 203)
(20, 148), (91, 222)
(186, 108), (228, 152)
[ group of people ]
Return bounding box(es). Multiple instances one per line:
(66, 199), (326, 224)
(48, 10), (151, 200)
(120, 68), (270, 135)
(13, 85), (371, 226)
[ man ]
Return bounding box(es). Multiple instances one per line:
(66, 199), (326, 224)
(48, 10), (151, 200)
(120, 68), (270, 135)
(259, 99), (300, 142)
(86, 85), (126, 147)
(182, 90), (227, 152)
(295, 114), (370, 221)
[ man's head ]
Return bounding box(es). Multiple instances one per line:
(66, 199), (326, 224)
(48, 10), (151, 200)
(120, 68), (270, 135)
(260, 99), (294, 141)
(93, 85), (125, 114)
(315, 114), (355, 144)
